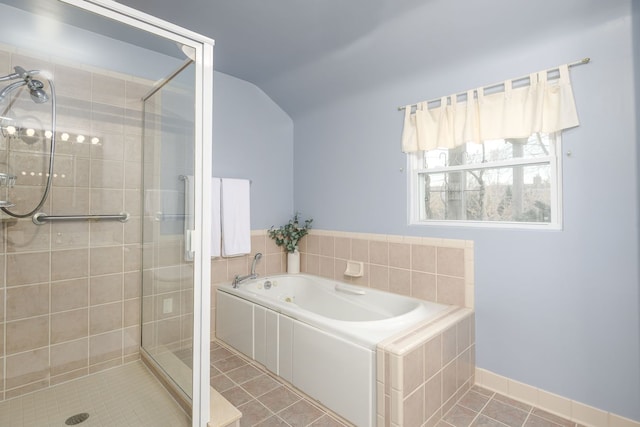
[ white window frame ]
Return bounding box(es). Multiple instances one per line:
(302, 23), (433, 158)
(408, 133), (563, 230)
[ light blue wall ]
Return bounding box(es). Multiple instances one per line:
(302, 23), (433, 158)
(213, 71), (294, 229)
(294, 6), (640, 422)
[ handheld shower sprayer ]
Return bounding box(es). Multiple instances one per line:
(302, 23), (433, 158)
(0, 66), (49, 104)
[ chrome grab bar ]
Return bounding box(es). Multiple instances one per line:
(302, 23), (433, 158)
(335, 284), (366, 295)
(32, 212), (129, 225)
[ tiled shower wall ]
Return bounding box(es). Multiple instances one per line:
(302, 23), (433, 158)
(0, 45), (151, 401)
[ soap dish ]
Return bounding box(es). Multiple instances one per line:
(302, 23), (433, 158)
(344, 260), (364, 278)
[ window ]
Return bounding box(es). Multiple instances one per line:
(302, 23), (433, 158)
(409, 132), (562, 228)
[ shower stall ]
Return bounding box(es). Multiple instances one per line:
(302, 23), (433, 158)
(0, 0), (213, 425)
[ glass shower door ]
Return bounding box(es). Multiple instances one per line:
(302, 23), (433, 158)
(141, 61), (196, 399)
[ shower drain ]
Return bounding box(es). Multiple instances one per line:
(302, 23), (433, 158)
(65, 413), (90, 425)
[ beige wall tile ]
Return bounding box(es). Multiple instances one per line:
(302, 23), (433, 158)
(5, 347), (49, 390)
(51, 156), (90, 189)
(442, 326), (458, 368)
(211, 258), (227, 284)
(51, 308), (88, 344)
(124, 244), (141, 272)
(370, 240), (388, 265)
(92, 74), (126, 107)
(92, 104), (125, 136)
(90, 189), (124, 214)
(124, 298), (140, 327)
(411, 271), (437, 302)
(90, 133), (124, 161)
(55, 64), (92, 100)
(90, 221), (124, 247)
(334, 258), (347, 280)
(424, 335), (442, 381)
(123, 271), (141, 299)
(412, 244), (436, 273)
(90, 274), (123, 305)
(437, 247), (465, 278)
(124, 161), (142, 190)
(90, 246), (123, 276)
(304, 254), (319, 275)
(442, 360), (457, 405)
(5, 219), (50, 253)
(90, 159), (123, 189)
(124, 325), (140, 356)
(51, 248), (88, 281)
(369, 264), (389, 291)
(437, 275), (465, 306)
(122, 218), (140, 246)
(305, 234), (319, 255)
(50, 368), (88, 387)
(51, 187), (91, 216)
(389, 268), (410, 297)
(124, 189), (141, 216)
(158, 240), (181, 267)
(6, 283), (49, 320)
(157, 317), (181, 347)
(51, 278), (88, 313)
(90, 302), (122, 335)
(403, 385), (425, 427)
(6, 316), (49, 354)
(50, 338), (88, 376)
(51, 221), (90, 250)
(89, 330), (123, 365)
(7, 251), (49, 286)
(403, 346), (424, 397)
(334, 237), (350, 260)
(424, 371), (442, 421)
(351, 239), (369, 262)
(318, 256), (334, 279)
(319, 235), (335, 257)
(389, 243), (410, 269)
(457, 316), (471, 352)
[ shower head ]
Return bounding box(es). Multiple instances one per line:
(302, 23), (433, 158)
(0, 66), (49, 104)
(26, 79), (49, 104)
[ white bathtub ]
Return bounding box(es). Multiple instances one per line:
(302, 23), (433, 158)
(218, 273), (448, 348)
(216, 274), (449, 426)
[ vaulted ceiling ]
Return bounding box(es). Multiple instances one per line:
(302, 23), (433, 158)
(5, 0), (628, 117)
(114, 0), (625, 117)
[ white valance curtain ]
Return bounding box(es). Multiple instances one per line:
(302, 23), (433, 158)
(401, 64), (579, 153)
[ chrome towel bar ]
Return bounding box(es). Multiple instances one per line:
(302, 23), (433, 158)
(32, 212), (129, 225)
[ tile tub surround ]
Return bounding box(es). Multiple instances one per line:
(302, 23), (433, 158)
(377, 307), (475, 427)
(298, 230), (474, 309)
(209, 230), (473, 340)
(0, 45), (151, 401)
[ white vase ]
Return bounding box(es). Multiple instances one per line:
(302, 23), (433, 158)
(287, 250), (300, 274)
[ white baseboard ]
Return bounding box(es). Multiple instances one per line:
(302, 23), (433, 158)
(475, 368), (639, 427)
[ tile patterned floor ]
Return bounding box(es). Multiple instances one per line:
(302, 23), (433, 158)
(212, 341), (587, 427)
(439, 385), (586, 427)
(209, 341), (352, 427)
(0, 361), (190, 427)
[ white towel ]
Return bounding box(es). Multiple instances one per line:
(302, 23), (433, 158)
(221, 178), (251, 257)
(211, 178), (222, 257)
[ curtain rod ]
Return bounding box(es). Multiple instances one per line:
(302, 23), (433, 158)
(397, 57), (591, 111)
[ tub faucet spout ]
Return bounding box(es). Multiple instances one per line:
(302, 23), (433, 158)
(232, 252), (262, 288)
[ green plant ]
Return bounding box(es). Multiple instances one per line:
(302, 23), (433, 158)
(268, 212), (313, 253)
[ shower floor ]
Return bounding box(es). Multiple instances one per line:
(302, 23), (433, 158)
(0, 361), (190, 427)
